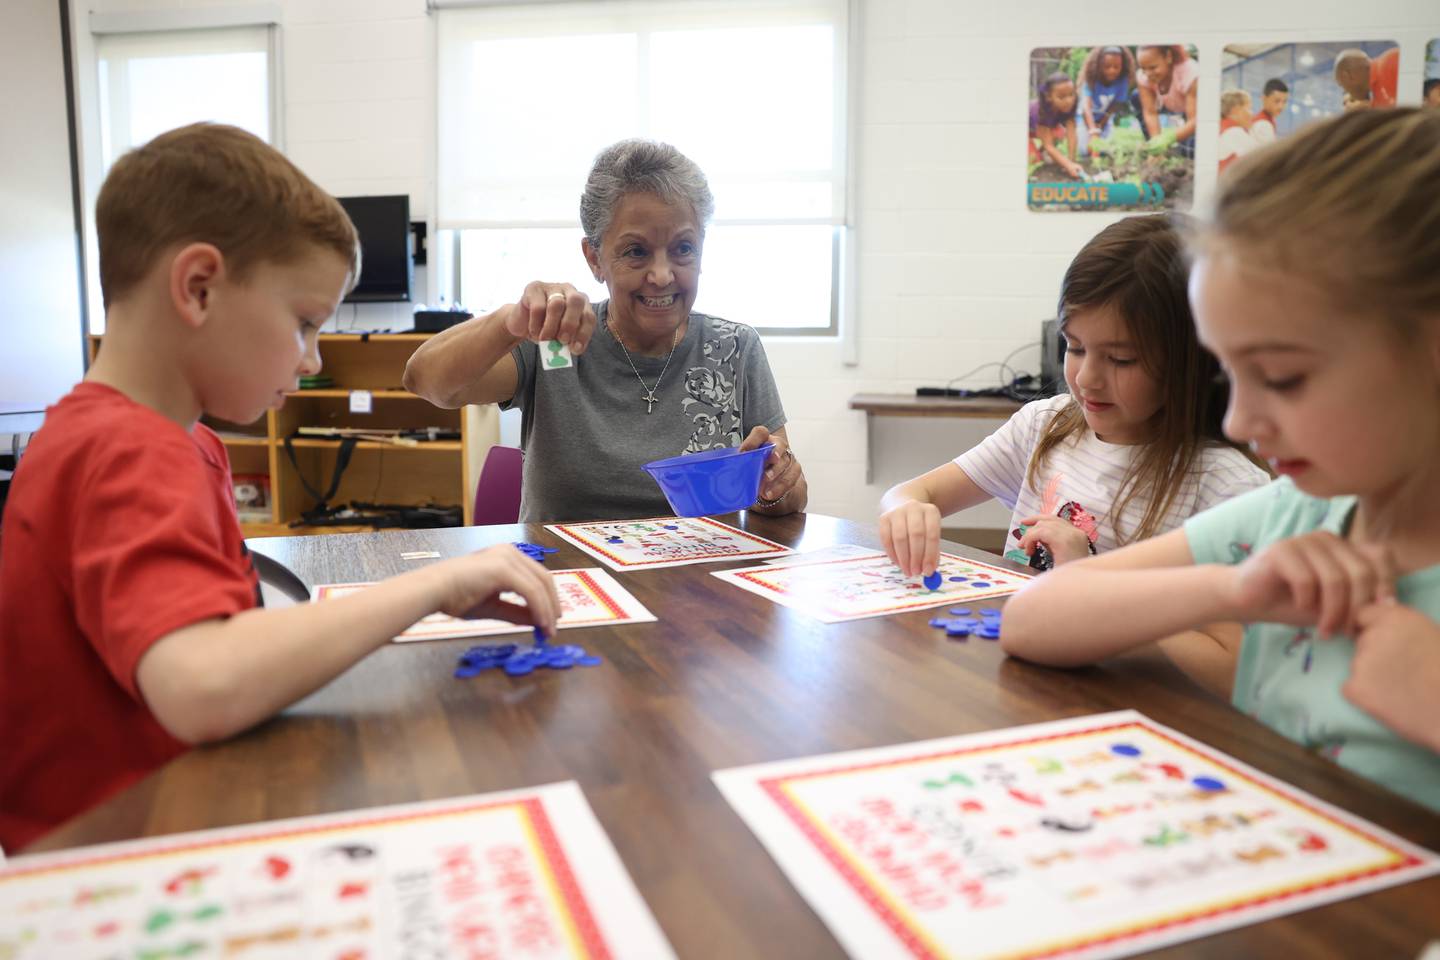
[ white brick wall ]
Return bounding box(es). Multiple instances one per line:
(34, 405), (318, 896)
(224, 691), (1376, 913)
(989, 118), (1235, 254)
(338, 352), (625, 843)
(772, 0), (1438, 526)
(81, 0), (1440, 526)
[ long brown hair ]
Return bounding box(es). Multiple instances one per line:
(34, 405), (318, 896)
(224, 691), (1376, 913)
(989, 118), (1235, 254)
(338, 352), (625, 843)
(1026, 215), (1265, 545)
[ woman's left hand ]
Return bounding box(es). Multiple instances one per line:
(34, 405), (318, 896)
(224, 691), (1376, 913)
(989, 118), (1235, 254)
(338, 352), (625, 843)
(739, 426), (804, 511)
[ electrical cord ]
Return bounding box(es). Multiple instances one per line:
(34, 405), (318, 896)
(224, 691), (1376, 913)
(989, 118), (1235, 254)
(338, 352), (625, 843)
(920, 343), (1054, 402)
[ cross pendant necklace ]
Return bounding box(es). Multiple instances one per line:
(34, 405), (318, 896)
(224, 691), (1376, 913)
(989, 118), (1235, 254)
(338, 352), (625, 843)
(610, 319), (680, 415)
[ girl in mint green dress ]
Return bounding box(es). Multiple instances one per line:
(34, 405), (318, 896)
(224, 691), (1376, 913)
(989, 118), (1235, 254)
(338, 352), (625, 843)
(1001, 107), (1440, 813)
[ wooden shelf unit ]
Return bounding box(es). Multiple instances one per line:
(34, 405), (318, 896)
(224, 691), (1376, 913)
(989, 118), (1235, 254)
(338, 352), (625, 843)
(88, 333), (476, 533)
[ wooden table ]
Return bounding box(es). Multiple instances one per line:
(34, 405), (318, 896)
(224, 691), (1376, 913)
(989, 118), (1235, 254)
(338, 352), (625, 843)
(849, 394), (1025, 483)
(33, 513), (1440, 957)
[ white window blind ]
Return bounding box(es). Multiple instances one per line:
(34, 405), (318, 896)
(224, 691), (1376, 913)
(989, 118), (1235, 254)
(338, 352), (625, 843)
(435, 0), (849, 333)
(96, 25), (274, 172)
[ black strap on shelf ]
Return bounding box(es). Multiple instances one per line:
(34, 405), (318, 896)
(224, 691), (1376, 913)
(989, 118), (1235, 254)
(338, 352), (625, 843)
(283, 433), (359, 519)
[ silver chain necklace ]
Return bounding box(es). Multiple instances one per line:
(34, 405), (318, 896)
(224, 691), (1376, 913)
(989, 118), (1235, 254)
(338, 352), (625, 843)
(608, 318), (680, 414)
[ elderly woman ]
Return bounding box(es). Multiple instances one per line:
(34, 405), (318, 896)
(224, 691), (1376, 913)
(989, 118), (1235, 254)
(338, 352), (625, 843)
(404, 139), (807, 523)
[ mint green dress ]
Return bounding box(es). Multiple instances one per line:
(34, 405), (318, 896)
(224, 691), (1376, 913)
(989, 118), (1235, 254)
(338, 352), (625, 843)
(1185, 477), (1440, 812)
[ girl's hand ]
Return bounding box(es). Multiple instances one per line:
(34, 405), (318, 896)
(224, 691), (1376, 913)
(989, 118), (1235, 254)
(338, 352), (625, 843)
(1227, 532), (1395, 638)
(1087, 124), (1102, 138)
(1062, 159), (1084, 178)
(1344, 601), (1440, 752)
(505, 282), (597, 355)
(1016, 515), (1092, 566)
(433, 544), (560, 636)
(880, 500), (941, 579)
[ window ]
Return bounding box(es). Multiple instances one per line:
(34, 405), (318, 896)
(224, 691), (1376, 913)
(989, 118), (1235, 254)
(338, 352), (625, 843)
(96, 25), (276, 171)
(435, 0), (850, 335)
(83, 18), (278, 331)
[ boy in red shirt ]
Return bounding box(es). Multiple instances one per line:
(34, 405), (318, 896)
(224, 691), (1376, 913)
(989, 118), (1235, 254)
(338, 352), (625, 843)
(0, 124), (558, 852)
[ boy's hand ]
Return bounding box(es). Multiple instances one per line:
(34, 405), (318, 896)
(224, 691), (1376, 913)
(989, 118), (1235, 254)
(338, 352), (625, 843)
(505, 282), (597, 355)
(879, 500), (941, 579)
(433, 544), (560, 635)
(1344, 601), (1440, 752)
(1016, 515), (1092, 566)
(1227, 532), (1395, 638)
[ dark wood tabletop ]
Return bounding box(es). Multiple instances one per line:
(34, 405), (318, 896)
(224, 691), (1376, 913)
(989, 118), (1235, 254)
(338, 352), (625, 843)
(31, 513), (1440, 957)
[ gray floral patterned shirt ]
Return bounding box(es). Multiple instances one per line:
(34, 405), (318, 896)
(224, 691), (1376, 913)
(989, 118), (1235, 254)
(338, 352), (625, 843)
(501, 301), (786, 522)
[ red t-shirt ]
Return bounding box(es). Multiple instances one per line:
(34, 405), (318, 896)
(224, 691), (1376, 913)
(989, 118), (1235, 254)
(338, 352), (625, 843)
(0, 382), (259, 851)
(1370, 47), (1398, 108)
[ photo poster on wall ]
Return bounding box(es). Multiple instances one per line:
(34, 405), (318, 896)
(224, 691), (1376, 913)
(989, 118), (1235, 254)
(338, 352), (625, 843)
(1027, 45), (1197, 212)
(1218, 41), (1400, 173)
(1426, 40), (1440, 108)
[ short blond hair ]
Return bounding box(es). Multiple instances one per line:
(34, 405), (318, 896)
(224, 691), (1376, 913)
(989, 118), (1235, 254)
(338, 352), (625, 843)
(96, 123), (359, 309)
(1219, 89), (1251, 119)
(1197, 108), (1440, 327)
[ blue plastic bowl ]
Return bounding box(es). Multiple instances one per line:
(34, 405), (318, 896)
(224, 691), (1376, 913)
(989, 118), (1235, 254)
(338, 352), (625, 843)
(642, 443), (774, 517)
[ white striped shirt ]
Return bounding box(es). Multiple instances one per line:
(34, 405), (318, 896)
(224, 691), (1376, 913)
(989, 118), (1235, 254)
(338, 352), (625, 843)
(954, 395), (1271, 562)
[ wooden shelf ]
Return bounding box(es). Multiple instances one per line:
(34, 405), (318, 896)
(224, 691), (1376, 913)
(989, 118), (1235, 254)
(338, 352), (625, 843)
(319, 333), (430, 342)
(286, 439), (463, 452)
(90, 331), (476, 533)
(285, 389), (416, 399)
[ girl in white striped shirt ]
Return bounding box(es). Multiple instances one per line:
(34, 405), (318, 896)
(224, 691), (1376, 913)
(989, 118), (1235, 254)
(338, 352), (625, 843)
(880, 215), (1271, 577)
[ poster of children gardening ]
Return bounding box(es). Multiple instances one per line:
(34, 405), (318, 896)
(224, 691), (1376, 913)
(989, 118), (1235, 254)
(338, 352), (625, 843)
(1027, 45), (1197, 212)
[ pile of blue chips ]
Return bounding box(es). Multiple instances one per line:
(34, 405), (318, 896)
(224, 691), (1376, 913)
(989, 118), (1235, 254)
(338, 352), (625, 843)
(455, 628), (604, 678)
(514, 541), (558, 562)
(927, 607), (1002, 641)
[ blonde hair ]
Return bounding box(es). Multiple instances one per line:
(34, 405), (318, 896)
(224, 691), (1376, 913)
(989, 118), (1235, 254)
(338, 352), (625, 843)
(1027, 216), (1266, 546)
(1199, 108), (1440, 329)
(1220, 89), (1251, 119)
(96, 123), (359, 309)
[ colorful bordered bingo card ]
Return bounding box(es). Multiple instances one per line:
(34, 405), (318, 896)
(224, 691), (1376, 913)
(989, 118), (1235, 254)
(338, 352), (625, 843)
(713, 710), (1440, 960)
(0, 781), (675, 959)
(711, 551), (1031, 623)
(314, 568), (655, 642)
(545, 516), (792, 571)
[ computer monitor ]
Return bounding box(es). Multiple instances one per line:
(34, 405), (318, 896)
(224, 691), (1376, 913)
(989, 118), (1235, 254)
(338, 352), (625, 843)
(1040, 318), (1067, 395)
(337, 195), (412, 302)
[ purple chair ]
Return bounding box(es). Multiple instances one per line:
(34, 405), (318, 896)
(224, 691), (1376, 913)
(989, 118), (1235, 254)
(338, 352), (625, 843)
(472, 445), (524, 525)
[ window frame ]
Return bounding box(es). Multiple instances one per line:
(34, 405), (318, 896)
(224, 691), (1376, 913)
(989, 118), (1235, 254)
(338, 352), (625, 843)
(432, 0), (856, 341)
(77, 6), (282, 332)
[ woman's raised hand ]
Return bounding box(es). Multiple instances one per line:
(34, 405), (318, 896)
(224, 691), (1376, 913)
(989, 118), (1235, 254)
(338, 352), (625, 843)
(505, 282), (597, 355)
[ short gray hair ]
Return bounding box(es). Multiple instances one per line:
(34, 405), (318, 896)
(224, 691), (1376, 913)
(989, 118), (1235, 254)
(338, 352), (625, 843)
(579, 139), (715, 253)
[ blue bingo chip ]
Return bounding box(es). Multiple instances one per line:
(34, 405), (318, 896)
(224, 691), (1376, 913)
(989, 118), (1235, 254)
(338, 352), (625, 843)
(455, 639), (602, 678)
(922, 572), (942, 591)
(949, 607), (971, 616)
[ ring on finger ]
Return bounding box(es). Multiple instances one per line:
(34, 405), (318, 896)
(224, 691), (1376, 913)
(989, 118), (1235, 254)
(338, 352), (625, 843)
(547, 291), (565, 302)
